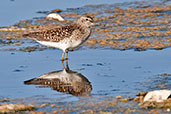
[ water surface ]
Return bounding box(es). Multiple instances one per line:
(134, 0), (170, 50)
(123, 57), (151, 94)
(0, 48), (170, 99)
(0, 0), (138, 26)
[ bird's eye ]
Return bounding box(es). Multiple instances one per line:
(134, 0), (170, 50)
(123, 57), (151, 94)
(86, 18), (89, 21)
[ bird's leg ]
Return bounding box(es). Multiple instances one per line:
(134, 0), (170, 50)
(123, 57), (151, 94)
(65, 50), (68, 60)
(61, 60), (65, 69)
(65, 59), (69, 70)
(61, 51), (65, 61)
(61, 58), (69, 71)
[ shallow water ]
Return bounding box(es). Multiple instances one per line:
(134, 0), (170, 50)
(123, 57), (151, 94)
(0, 0), (138, 26)
(0, 0), (171, 113)
(0, 47), (170, 99)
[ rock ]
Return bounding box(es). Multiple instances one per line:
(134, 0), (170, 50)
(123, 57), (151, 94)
(143, 90), (171, 102)
(46, 13), (64, 21)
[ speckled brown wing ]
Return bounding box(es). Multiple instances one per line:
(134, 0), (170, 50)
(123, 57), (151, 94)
(23, 24), (76, 42)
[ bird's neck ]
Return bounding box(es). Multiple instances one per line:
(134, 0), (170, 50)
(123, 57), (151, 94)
(74, 22), (90, 29)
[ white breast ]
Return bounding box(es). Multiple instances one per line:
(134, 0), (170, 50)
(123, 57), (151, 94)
(37, 39), (81, 52)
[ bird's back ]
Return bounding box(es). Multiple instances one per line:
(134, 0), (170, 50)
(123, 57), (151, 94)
(23, 24), (75, 42)
(23, 23), (90, 43)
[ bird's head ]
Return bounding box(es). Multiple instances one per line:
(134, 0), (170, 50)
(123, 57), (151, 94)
(78, 16), (94, 28)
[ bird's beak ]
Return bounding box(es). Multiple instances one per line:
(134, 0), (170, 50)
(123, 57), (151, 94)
(91, 23), (95, 26)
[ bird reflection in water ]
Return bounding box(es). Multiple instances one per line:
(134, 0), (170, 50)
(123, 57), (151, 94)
(24, 60), (92, 96)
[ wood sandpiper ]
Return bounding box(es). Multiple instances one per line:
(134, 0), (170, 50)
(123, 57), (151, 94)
(23, 16), (94, 61)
